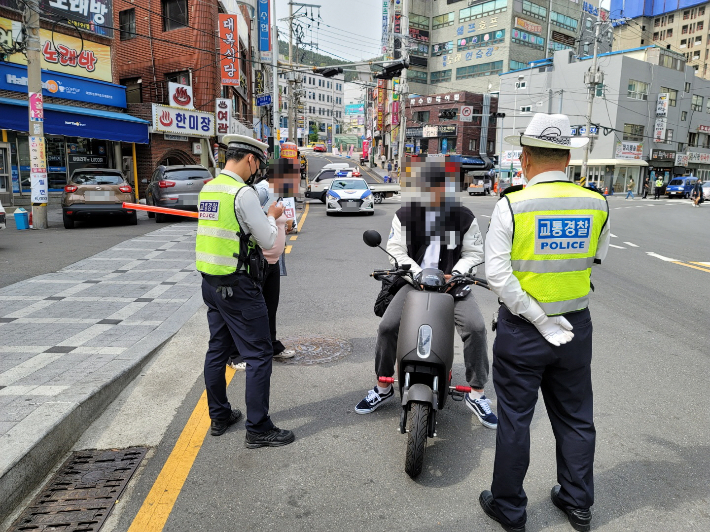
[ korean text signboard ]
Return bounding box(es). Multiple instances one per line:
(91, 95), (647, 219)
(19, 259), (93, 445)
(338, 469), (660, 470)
(377, 79), (385, 131)
(0, 0), (112, 37)
(152, 104), (214, 138)
(651, 149), (675, 161)
(675, 153), (688, 166)
(219, 14), (239, 86)
(656, 93), (668, 117)
(29, 135), (48, 203)
(686, 151), (710, 164)
(654, 117), (667, 142)
(257, 0), (271, 62)
(0, 17), (111, 81)
(698, 125), (710, 133)
(514, 17), (542, 34)
(215, 98), (231, 136)
(615, 141), (643, 159)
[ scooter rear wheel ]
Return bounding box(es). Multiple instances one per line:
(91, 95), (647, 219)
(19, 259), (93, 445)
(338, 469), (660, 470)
(405, 402), (429, 478)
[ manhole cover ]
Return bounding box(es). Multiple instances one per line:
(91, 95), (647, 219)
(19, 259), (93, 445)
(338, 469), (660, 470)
(278, 336), (351, 365)
(9, 447), (147, 532)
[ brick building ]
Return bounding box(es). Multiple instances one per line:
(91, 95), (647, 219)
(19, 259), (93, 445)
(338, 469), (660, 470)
(113, 0), (255, 194)
(404, 90), (498, 169)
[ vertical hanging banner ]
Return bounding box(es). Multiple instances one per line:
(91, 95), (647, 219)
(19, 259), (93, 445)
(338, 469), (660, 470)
(219, 14), (239, 86)
(381, 0), (389, 53)
(257, 0), (272, 62)
(29, 135), (48, 203)
(377, 79), (385, 131)
(215, 98), (232, 136)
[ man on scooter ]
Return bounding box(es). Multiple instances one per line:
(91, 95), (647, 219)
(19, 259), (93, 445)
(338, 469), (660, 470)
(355, 157), (497, 430)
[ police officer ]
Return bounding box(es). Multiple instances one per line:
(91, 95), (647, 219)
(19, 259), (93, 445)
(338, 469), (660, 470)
(479, 114), (610, 532)
(655, 175), (664, 199)
(196, 134), (295, 448)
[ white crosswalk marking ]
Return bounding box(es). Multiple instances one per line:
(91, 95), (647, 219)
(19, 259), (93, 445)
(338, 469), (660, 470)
(609, 244), (625, 249)
(623, 242), (639, 247)
(646, 252), (679, 262)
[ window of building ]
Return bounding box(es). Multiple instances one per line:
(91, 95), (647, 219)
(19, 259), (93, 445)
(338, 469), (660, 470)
(683, 10), (690, 20)
(666, 28), (672, 37)
(510, 60), (527, 70)
(460, 0), (507, 21)
(653, 32), (659, 41)
(119, 9), (136, 40)
(551, 12), (578, 31)
(469, 138), (478, 151)
(685, 82), (691, 92)
(432, 12), (454, 29)
(699, 6), (705, 15)
(682, 25), (689, 34)
(411, 42), (429, 56)
(627, 79), (649, 100)
(688, 132), (698, 146)
(549, 41), (573, 53)
(583, 43), (590, 54)
(623, 123), (644, 141)
(121, 77), (142, 103)
(681, 111), (687, 121)
(410, 13), (430, 30)
(162, 0), (188, 31)
(586, 18), (593, 29)
(512, 30), (545, 50)
(660, 87), (677, 106)
(654, 17), (660, 27)
(409, 69), (428, 83)
(431, 69), (452, 83)
(431, 41), (453, 56)
(520, 105), (532, 113)
(165, 71), (189, 85)
(680, 38), (687, 47)
(517, 0), (547, 20)
(456, 60), (503, 79)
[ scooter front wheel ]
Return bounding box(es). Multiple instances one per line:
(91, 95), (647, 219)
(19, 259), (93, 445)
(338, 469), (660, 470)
(405, 402), (430, 478)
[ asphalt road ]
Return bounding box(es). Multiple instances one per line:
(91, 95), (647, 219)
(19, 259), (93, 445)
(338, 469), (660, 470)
(11, 161), (710, 531)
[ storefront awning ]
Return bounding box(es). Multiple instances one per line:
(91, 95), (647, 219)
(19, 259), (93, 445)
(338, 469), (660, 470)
(0, 97), (150, 144)
(569, 159), (648, 166)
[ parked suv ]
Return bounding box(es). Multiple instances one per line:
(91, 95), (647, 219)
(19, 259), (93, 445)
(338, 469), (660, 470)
(666, 176), (699, 198)
(61, 168), (136, 229)
(145, 165), (213, 223)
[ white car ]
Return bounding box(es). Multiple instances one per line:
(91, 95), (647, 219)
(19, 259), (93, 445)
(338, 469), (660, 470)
(326, 178), (375, 215)
(0, 200), (5, 230)
(306, 168), (358, 203)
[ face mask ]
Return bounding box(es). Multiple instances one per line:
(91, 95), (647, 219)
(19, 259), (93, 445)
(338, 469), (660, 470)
(246, 155), (266, 185)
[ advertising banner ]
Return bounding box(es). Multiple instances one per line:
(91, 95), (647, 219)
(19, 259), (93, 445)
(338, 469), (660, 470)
(381, 0), (389, 53)
(675, 153), (689, 166)
(650, 149), (676, 161)
(656, 93), (669, 117)
(0, 0), (113, 37)
(615, 141), (643, 159)
(255, 70), (265, 95)
(345, 103), (365, 114)
(653, 117), (667, 142)
(152, 104), (214, 137)
(219, 14), (240, 86)
(502, 149), (522, 167)
(257, 0), (272, 62)
(215, 98), (231, 136)
(698, 124), (710, 133)
(409, 28), (429, 42)
(686, 151), (710, 164)
(0, 17), (112, 81)
(392, 78), (400, 101)
(515, 17), (542, 34)
(29, 135), (48, 203)
(392, 101), (400, 126)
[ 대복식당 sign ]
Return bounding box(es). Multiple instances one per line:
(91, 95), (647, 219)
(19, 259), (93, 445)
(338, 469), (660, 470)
(515, 17), (542, 34)
(0, 0), (113, 37)
(0, 62), (126, 107)
(616, 141), (643, 159)
(219, 14), (239, 86)
(0, 17), (112, 81)
(656, 93), (669, 117)
(535, 215), (592, 255)
(257, 0), (272, 62)
(152, 104), (214, 137)
(215, 98), (231, 136)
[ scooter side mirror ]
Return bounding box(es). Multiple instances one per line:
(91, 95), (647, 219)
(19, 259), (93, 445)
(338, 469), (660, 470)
(363, 230), (382, 248)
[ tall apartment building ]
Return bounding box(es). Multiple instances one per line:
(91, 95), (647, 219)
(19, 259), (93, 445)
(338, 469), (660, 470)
(403, 0), (605, 95)
(612, 0), (710, 78)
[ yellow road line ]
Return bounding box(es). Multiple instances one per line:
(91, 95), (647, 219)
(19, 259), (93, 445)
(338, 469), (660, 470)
(297, 200), (310, 228)
(285, 245), (293, 254)
(290, 236), (298, 241)
(128, 367), (236, 532)
(690, 262), (710, 267)
(673, 261), (710, 273)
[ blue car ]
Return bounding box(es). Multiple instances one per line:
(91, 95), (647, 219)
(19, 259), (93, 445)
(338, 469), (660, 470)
(666, 176), (700, 198)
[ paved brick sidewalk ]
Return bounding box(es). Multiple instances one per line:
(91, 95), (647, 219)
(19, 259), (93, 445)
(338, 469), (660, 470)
(0, 223), (204, 522)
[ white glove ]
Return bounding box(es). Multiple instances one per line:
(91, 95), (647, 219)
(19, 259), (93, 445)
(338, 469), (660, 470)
(531, 315), (574, 346)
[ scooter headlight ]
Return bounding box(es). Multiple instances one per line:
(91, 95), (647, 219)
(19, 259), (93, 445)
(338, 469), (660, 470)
(417, 325), (432, 359)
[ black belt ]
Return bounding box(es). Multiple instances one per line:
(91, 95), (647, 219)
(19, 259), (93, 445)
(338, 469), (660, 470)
(201, 270), (249, 288)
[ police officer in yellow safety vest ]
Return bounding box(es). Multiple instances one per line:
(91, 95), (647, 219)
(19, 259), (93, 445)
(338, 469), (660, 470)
(654, 176), (664, 199)
(196, 134), (295, 448)
(479, 114), (610, 532)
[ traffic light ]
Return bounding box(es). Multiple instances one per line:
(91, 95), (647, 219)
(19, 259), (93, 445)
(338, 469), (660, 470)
(439, 109), (457, 119)
(490, 112), (506, 119)
(374, 60), (409, 80)
(314, 67), (343, 78)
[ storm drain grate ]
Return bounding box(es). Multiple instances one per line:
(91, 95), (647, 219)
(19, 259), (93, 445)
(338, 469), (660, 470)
(278, 336), (352, 365)
(9, 447), (147, 532)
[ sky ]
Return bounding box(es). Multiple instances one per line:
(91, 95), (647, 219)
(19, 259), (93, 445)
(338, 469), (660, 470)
(274, 0), (384, 63)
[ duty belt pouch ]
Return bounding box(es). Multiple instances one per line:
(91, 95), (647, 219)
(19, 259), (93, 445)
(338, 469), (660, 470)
(234, 232), (266, 284)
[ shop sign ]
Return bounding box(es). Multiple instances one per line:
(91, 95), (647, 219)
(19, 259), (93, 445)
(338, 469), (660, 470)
(409, 93), (460, 106)
(502, 150), (522, 166)
(686, 151), (710, 164)
(257, 0), (272, 62)
(219, 14), (239, 86)
(656, 93), (669, 117)
(29, 136), (48, 203)
(168, 82), (193, 109)
(164, 134), (188, 141)
(405, 127), (423, 138)
(345, 103), (365, 114)
(392, 101), (400, 126)
(698, 125), (710, 133)
(422, 125), (437, 138)
(1, 0), (113, 37)
(0, 17), (112, 82)
(381, 0), (389, 52)
(438, 124), (457, 136)
(255, 71), (265, 95)
(515, 17), (542, 34)
(409, 28), (429, 42)
(615, 141), (643, 159)
(675, 153), (688, 166)
(583, 1), (600, 16)
(151, 103), (214, 137)
(653, 117), (667, 142)
(0, 62), (126, 107)
(215, 98), (231, 136)
(651, 149), (676, 161)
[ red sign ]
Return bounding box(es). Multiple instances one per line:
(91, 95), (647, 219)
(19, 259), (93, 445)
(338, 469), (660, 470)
(698, 125), (710, 133)
(219, 14), (239, 86)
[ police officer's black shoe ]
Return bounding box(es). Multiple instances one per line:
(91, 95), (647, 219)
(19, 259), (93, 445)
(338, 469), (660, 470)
(244, 427), (295, 448)
(210, 408), (242, 436)
(551, 485), (592, 532)
(479, 491), (526, 532)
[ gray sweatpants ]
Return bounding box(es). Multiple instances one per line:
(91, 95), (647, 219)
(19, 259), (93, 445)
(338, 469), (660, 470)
(374, 283), (490, 389)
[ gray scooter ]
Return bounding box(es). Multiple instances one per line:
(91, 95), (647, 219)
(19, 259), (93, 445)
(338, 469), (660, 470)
(364, 230), (491, 478)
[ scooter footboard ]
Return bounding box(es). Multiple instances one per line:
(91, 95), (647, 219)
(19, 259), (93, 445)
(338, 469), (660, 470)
(401, 383), (434, 409)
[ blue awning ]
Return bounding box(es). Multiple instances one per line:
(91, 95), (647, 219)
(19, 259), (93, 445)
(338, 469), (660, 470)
(0, 97), (149, 144)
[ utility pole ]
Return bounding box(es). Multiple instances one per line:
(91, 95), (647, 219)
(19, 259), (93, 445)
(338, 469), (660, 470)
(581, 16), (602, 181)
(272, 0), (280, 157)
(331, 77), (335, 152)
(287, 1), (294, 143)
(26, 0), (48, 229)
(396, 0), (409, 178)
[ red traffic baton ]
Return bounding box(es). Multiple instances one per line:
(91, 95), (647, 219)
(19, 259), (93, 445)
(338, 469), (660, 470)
(122, 202), (199, 219)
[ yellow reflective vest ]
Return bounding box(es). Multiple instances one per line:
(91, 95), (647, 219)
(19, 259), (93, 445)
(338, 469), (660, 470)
(506, 181), (609, 316)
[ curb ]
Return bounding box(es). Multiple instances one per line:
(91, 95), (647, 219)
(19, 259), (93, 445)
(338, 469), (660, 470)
(0, 290), (205, 525)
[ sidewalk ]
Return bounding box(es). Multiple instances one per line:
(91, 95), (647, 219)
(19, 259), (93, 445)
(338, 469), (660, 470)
(0, 222), (203, 523)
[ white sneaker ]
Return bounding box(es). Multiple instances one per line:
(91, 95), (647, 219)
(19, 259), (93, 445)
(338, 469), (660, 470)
(274, 349), (295, 360)
(228, 361), (246, 371)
